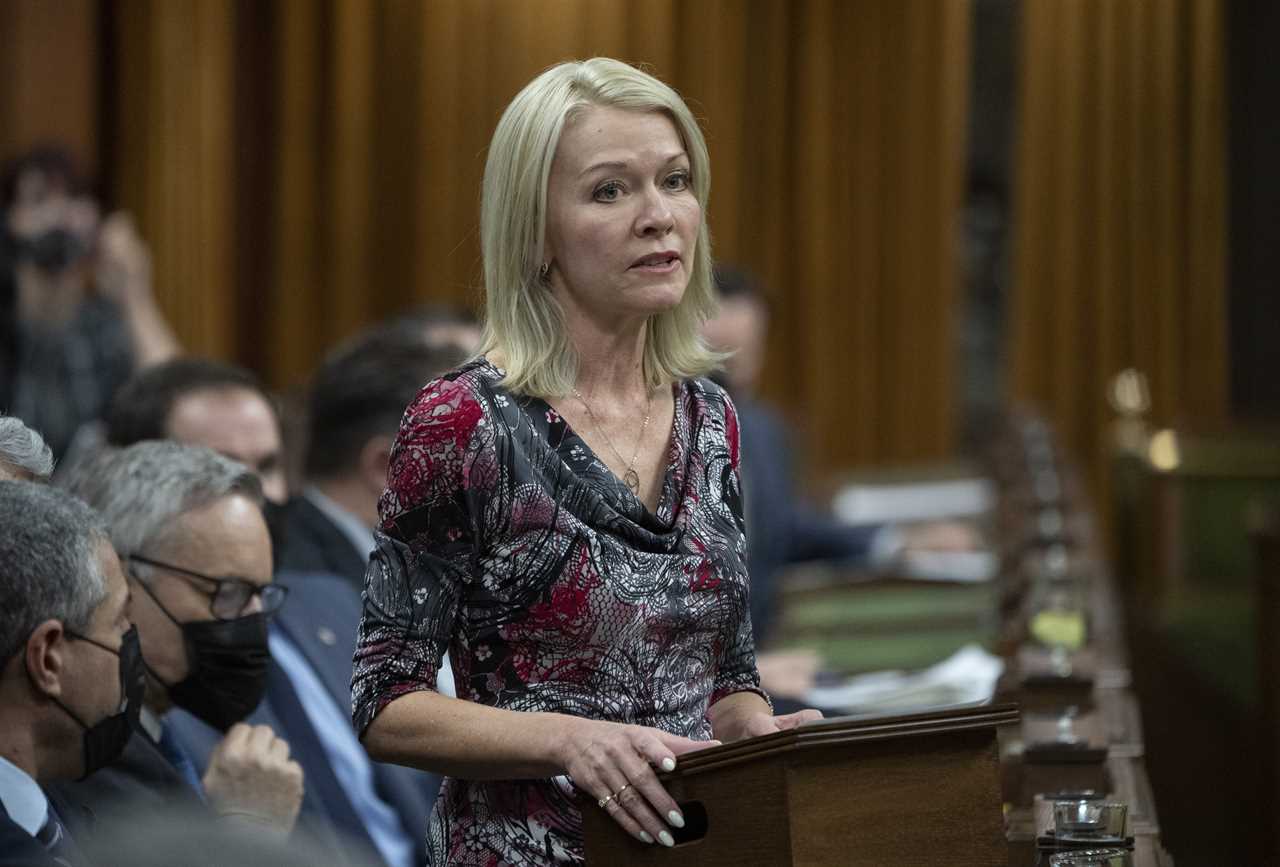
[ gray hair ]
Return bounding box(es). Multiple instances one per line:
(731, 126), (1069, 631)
(60, 441), (263, 557)
(0, 415), (54, 480)
(0, 481), (110, 660)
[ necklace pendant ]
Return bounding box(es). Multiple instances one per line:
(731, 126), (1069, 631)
(624, 468), (641, 494)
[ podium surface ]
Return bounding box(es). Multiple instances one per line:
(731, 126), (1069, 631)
(583, 703), (1019, 866)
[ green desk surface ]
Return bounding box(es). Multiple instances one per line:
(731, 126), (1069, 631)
(772, 580), (998, 674)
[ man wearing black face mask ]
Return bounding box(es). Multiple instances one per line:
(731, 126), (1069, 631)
(0, 481), (139, 866)
(0, 147), (180, 461)
(48, 441), (303, 840)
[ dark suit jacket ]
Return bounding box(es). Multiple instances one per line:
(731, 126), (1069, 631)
(45, 728), (205, 839)
(45, 723), (361, 864)
(270, 494), (368, 592)
(0, 800), (60, 867)
(735, 396), (880, 645)
(167, 570), (439, 867)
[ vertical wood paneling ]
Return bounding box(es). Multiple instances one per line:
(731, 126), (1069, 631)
(846, 0), (882, 462)
(1010, 0), (1229, 511)
(94, 0), (971, 473)
(109, 0), (234, 359)
(791, 0), (837, 459)
(270, 0), (321, 384)
(1185, 0), (1228, 423)
(0, 0), (99, 172)
(328, 0), (375, 343)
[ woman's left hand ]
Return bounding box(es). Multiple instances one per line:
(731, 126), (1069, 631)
(738, 708), (825, 739)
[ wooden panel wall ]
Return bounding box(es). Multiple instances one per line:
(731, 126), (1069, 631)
(0, 0), (99, 174)
(109, 0), (236, 358)
(7, 0), (971, 473)
(1010, 0), (1229, 503)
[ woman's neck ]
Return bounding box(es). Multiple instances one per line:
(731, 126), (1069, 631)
(563, 308), (652, 404)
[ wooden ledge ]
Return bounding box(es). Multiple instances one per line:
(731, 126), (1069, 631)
(667, 702), (1021, 778)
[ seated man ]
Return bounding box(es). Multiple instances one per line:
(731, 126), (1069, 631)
(274, 322), (463, 590)
(108, 348), (442, 866)
(48, 442), (303, 839)
(705, 267), (979, 697)
(0, 481), (140, 866)
(0, 414), (53, 481)
(103, 358), (287, 504)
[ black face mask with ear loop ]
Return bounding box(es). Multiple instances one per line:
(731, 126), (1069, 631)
(41, 625), (145, 779)
(163, 612), (270, 732)
(134, 577), (270, 732)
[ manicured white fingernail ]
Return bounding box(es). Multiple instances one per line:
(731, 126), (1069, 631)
(661, 757), (676, 772)
(668, 810), (685, 828)
(639, 831), (654, 844)
(658, 831), (675, 848)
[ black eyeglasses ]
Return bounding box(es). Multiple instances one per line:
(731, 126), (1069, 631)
(126, 554), (288, 621)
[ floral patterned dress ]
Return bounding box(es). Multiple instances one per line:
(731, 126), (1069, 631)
(351, 358), (767, 866)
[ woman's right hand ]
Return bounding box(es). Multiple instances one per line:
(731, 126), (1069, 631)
(558, 718), (720, 847)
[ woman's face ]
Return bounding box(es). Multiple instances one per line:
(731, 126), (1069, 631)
(543, 105), (701, 328)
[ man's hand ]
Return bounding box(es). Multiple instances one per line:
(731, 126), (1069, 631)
(756, 648), (822, 699)
(203, 723), (304, 834)
(901, 520), (981, 554)
(95, 212), (154, 308)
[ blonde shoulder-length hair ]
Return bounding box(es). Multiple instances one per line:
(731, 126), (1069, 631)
(478, 57), (720, 399)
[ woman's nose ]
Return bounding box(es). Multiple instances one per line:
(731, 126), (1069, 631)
(635, 187), (675, 235)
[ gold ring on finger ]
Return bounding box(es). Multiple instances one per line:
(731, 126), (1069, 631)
(597, 792), (616, 810)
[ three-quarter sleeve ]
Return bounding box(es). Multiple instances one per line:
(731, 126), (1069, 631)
(351, 375), (490, 735)
(709, 391), (772, 710)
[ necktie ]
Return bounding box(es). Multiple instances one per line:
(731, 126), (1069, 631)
(157, 723), (206, 799)
(264, 662), (379, 851)
(35, 805), (76, 867)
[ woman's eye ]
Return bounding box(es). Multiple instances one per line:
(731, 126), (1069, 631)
(593, 182), (622, 202)
(664, 171), (690, 191)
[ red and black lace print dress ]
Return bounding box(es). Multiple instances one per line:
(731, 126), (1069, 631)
(352, 358), (767, 866)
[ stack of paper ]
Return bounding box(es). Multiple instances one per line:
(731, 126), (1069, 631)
(804, 644), (1005, 714)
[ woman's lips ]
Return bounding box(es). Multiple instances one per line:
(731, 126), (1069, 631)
(630, 252), (681, 271)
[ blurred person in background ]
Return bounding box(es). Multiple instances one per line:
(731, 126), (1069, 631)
(0, 481), (140, 866)
(273, 322), (466, 590)
(0, 147), (179, 460)
(103, 358), (288, 504)
(0, 414), (54, 482)
(704, 266), (979, 653)
(392, 302), (483, 359)
(48, 442), (303, 841)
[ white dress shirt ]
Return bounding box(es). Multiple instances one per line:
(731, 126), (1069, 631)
(0, 754), (48, 838)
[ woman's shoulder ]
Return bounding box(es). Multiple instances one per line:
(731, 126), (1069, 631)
(679, 376), (741, 463)
(381, 359), (502, 527)
(401, 357), (500, 424)
(389, 358), (506, 469)
(681, 375), (737, 422)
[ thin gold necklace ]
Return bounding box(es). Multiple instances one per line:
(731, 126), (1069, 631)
(571, 386), (653, 495)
